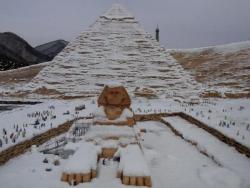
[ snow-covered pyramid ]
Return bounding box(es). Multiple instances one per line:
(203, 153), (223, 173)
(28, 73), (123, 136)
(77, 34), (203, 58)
(26, 4), (201, 99)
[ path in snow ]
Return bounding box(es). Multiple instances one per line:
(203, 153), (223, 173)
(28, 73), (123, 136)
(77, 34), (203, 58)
(83, 161), (128, 188)
(162, 117), (250, 187)
(97, 160), (118, 181)
(138, 121), (247, 188)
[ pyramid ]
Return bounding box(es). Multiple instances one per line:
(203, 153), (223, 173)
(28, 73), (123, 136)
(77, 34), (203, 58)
(26, 4), (202, 99)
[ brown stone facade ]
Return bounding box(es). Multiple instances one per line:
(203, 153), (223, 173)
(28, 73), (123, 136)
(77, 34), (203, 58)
(93, 117), (135, 127)
(100, 148), (118, 158)
(61, 169), (97, 185)
(117, 171), (152, 187)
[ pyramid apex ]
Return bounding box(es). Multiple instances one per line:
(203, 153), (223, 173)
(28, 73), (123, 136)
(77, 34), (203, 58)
(101, 3), (134, 20)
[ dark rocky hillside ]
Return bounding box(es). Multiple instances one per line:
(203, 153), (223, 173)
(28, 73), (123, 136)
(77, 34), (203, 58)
(0, 32), (51, 70)
(0, 32), (68, 71)
(35, 40), (68, 59)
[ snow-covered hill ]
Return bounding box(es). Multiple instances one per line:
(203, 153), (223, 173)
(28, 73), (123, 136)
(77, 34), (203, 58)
(169, 41), (250, 98)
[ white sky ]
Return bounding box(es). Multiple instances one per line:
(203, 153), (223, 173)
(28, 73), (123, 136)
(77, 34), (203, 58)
(0, 0), (250, 48)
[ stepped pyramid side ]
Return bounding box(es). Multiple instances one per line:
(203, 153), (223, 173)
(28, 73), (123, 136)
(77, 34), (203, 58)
(26, 4), (202, 99)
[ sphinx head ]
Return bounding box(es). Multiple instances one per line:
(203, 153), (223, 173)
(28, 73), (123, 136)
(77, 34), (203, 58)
(98, 85), (131, 108)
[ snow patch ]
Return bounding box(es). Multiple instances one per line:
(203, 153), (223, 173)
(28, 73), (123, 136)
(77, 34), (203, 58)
(63, 142), (101, 174)
(115, 144), (150, 176)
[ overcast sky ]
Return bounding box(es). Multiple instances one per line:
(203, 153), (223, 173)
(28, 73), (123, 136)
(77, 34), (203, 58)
(0, 0), (250, 48)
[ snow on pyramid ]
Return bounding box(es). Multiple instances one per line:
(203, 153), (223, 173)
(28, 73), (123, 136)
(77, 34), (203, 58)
(26, 4), (202, 99)
(101, 3), (134, 20)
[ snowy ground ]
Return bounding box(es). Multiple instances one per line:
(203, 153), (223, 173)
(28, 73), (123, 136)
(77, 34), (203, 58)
(0, 97), (249, 151)
(162, 117), (250, 184)
(0, 120), (249, 188)
(132, 98), (250, 147)
(0, 98), (97, 152)
(0, 96), (249, 188)
(139, 121), (250, 188)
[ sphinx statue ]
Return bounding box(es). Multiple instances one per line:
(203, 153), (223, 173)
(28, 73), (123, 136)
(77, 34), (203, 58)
(93, 85), (135, 126)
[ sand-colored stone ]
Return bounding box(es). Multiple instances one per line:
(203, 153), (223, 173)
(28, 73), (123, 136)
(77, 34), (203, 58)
(104, 106), (123, 120)
(144, 176), (152, 187)
(171, 48), (250, 97)
(120, 174), (151, 187)
(68, 174), (75, 185)
(61, 170), (97, 185)
(91, 169), (97, 178)
(75, 174), (83, 184)
(0, 63), (45, 84)
(136, 176), (144, 186)
(122, 175), (130, 185)
(61, 172), (68, 182)
(129, 176), (137, 185)
(127, 118), (136, 126)
(105, 136), (119, 140)
(134, 87), (157, 98)
(82, 172), (91, 182)
(98, 86), (131, 108)
(95, 85), (135, 126)
(117, 171), (122, 178)
(93, 120), (135, 126)
(33, 86), (61, 96)
(97, 85), (131, 120)
(101, 148), (118, 158)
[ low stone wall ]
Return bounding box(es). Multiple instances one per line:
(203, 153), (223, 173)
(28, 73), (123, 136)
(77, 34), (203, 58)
(61, 169), (97, 185)
(100, 148), (118, 158)
(93, 118), (135, 127)
(134, 113), (178, 121)
(0, 119), (75, 165)
(117, 171), (152, 187)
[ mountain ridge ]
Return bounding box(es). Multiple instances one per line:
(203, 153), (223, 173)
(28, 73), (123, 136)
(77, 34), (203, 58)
(35, 39), (69, 59)
(0, 32), (68, 71)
